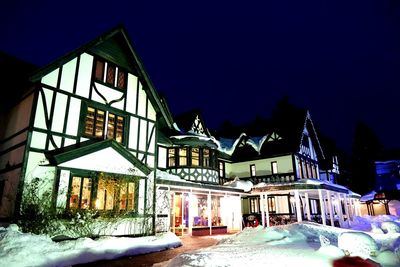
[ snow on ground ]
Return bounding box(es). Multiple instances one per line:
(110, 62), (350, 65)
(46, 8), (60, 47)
(168, 217), (400, 267)
(1, 215), (400, 267)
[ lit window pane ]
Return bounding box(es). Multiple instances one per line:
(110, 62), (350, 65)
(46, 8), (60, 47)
(168, 149), (175, 167)
(128, 182), (134, 210)
(116, 116), (124, 143)
(85, 107), (95, 136)
(96, 178), (115, 210)
(251, 164), (256, 177)
(191, 148), (199, 166)
(95, 110), (105, 138)
(69, 177), (81, 209)
(120, 183), (127, 210)
(179, 148), (187, 166)
(81, 178), (91, 209)
(107, 113), (115, 139)
(272, 162), (278, 174)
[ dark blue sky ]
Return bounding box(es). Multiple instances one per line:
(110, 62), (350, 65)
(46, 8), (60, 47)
(1, 1), (400, 153)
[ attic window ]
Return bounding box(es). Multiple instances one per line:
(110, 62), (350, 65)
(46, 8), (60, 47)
(94, 59), (126, 90)
(106, 64), (116, 85)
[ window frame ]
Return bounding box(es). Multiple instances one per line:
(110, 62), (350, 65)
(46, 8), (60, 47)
(218, 161), (225, 178)
(179, 147), (188, 166)
(271, 161), (278, 174)
(67, 172), (139, 213)
(191, 148), (200, 166)
(168, 148), (176, 167)
(250, 164), (256, 177)
(68, 176), (93, 210)
(93, 57), (127, 90)
(82, 105), (125, 144)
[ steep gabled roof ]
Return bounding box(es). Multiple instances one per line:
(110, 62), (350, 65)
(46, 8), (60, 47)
(173, 109), (211, 137)
(29, 24), (173, 128)
(259, 110), (325, 159)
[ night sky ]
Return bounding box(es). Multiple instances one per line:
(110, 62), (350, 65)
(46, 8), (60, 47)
(1, 1), (400, 153)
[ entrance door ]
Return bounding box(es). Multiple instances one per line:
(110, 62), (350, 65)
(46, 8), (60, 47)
(170, 192), (189, 236)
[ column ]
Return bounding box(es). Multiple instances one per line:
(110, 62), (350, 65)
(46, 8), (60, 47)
(356, 199), (361, 216)
(294, 190), (302, 222)
(260, 193), (265, 227)
(207, 192), (212, 235)
(326, 191), (335, 226)
(188, 191), (193, 235)
(305, 192), (311, 221)
(318, 189), (326, 225)
(265, 193), (270, 227)
(343, 194), (350, 227)
(336, 193), (344, 227)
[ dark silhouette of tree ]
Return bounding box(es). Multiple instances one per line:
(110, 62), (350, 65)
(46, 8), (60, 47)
(349, 121), (384, 195)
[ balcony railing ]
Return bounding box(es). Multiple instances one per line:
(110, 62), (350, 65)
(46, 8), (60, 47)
(242, 172), (296, 184)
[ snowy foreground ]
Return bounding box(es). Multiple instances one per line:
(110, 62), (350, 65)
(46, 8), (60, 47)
(1, 216), (400, 267)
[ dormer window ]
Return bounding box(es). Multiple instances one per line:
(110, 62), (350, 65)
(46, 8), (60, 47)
(94, 59), (126, 90)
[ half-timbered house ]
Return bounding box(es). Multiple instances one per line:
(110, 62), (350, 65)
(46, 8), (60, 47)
(156, 110), (245, 236)
(0, 25), (174, 236)
(0, 24), (361, 238)
(217, 110), (361, 228)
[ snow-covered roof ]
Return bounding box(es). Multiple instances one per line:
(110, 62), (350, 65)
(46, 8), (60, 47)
(223, 177), (253, 192)
(155, 170), (246, 193)
(215, 133), (269, 156)
(254, 178), (359, 196)
(360, 191), (377, 202)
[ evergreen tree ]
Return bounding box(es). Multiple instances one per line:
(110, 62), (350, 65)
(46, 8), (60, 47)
(349, 121), (384, 195)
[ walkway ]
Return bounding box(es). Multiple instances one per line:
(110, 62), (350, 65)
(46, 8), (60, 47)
(75, 233), (233, 267)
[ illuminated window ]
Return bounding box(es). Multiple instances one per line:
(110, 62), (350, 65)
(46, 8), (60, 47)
(268, 197), (276, 213)
(69, 176), (92, 209)
(218, 161), (225, 178)
(179, 148), (187, 166)
(310, 199), (319, 214)
(96, 177), (116, 210)
(203, 148), (210, 167)
(84, 106), (124, 143)
(250, 164), (256, 177)
(119, 182), (135, 210)
(107, 113), (124, 143)
(271, 161), (278, 174)
(250, 197), (259, 213)
(193, 194), (208, 227)
(168, 148), (176, 167)
(191, 148), (199, 166)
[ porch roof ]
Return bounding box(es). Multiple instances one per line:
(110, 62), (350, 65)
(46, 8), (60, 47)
(252, 178), (360, 196)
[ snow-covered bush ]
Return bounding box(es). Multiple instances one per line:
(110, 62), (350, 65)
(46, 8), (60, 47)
(18, 177), (56, 235)
(317, 234), (345, 259)
(381, 221), (400, 233)
(375, 250), (400, 266)
(338, 231), (379, 258)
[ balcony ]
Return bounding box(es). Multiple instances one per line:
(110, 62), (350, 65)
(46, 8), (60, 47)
(242, 172), (296, 184)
